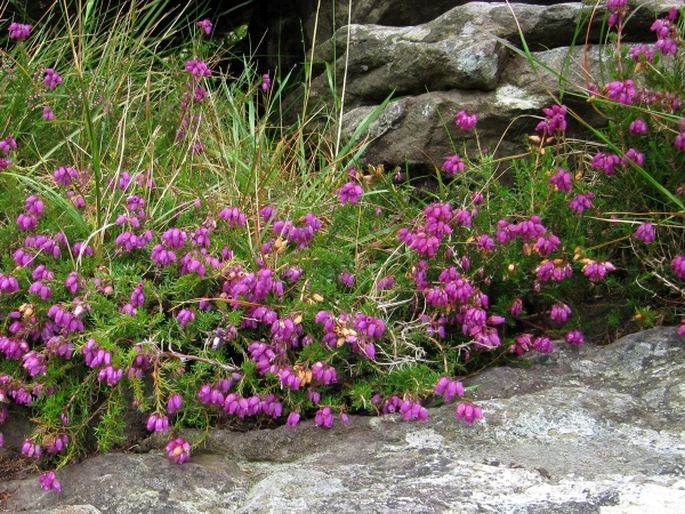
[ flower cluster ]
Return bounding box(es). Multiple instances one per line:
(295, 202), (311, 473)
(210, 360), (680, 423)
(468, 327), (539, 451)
(454, 110), (477, 131)
(535, 105), (567, 136)
(338, 181), (363, 205)
(197, 19), (212, 35)
(43, 68), (63, 90)
(8, 22), (32, 41)
(0, 135), (17, 170)
(441, 154), (465, 175)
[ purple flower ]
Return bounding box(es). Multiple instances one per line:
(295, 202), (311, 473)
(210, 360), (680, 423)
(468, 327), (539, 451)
(8, 22), (32, 41)
(38, 471), (62, 493)
(197, 19), (213, 35)
(46, 433), (69, 454)
(46, 336), (73, 359)
(628, 44), (655, 62)
(312, 362), (338, 385)
(533, 336), (554, 353)
(376, 275), (395, 290)
(672, 255), (685, 279)
(161, 228), (187, 249)
(150, 244), (176, 266)
(338, 272), (355, 288)
(455, 402), (483, 425)
(219, 207), (247, 228)
(53, 166), (80, 186)
(97, 365), (123, 386)
(549, 168), (572, 192)
(278, 367), (303, 390)
(167, 394), (183, 414)
(82, 339), (111, 368)
(22, 351), (47, 376)
(605, 79), (635, 105)
(0, 135), (17, 155)
(674, 130), (685, 152)
(25, 195), (44, 217)
(533, 233), (561, 257)
(454, 110), (477, 131)
(535, 105), (567, 135)
(568, 192), (595, 214)
(623, 148), (645, 167)
(42, 105), (55, 120)
(28, 280), (52, 300)
(606, 0), (628, 26)
(510, 298), (523, 316)
(511, 333), (533, 356)
(314, 406), (334, 428)
(399, 399), (429, 421)
(476, 234), (496, 253)
(434, 377), (465, 403)
(591, 151), (622, 176)
(261, 73), (271, 93)
(64, 272), (80, 294)
(0, 273), (20, 295)
(184, 59), (211, 79)
(565, 329), (585, 346)
(16, 214), (38, 232)
(307, 389), (321, 404)
(166, 437), (191, 464)
(176, 309), (196, 328)
(535, 259), (573, 282)
(582, 260), (616, 282)
(130, 283), (145, 307)
(338, 181), (363, 205)
(441, 154), (465, 175)
(43, 68), (63, 90)
(286, 411), (301, 426)
(549, 303), (572, 324)
(146, 413), (170, 432)
(282, 266), (304, 283)
(21, 438), (41, 458)
(634, 222), (656, 244)
(629, 118), (648, 135)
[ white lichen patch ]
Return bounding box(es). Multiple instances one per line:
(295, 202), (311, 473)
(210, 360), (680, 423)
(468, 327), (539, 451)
(404, 428), (445, 450)
(495, 84), (543, 110)
(600, 480), (685, 513)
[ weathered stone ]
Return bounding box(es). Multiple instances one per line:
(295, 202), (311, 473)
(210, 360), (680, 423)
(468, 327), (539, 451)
(2, 328), (684, 513)
(306, 1), (678, 48)
(336, 43), (612, 172)
(314, 23), (508, 105)
(304, 1), (681, 172)
(314, 1), (680, 107)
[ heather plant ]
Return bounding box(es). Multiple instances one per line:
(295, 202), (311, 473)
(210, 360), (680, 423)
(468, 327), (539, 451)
(505, 0), (685, 329)
(1, 0), (685, 495)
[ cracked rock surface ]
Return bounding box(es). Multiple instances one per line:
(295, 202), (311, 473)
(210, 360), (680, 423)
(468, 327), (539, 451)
(2, 327), (684, 513)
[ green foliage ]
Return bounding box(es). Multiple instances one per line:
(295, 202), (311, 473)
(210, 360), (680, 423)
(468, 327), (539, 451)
(0, 0), (684, 482)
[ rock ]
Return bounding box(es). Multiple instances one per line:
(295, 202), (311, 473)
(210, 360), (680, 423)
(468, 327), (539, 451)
(20, 507), (101, 514)
(2, 327), (684, 513)
(318, 23), (508, 102)
(306, 1), (678, 48)
(337, 43), (608, 172)
(0, 409), (33, 460)
(313, 1), (679, 105)
(1, 453), (251, 514)
(305, 1), (680, 172)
